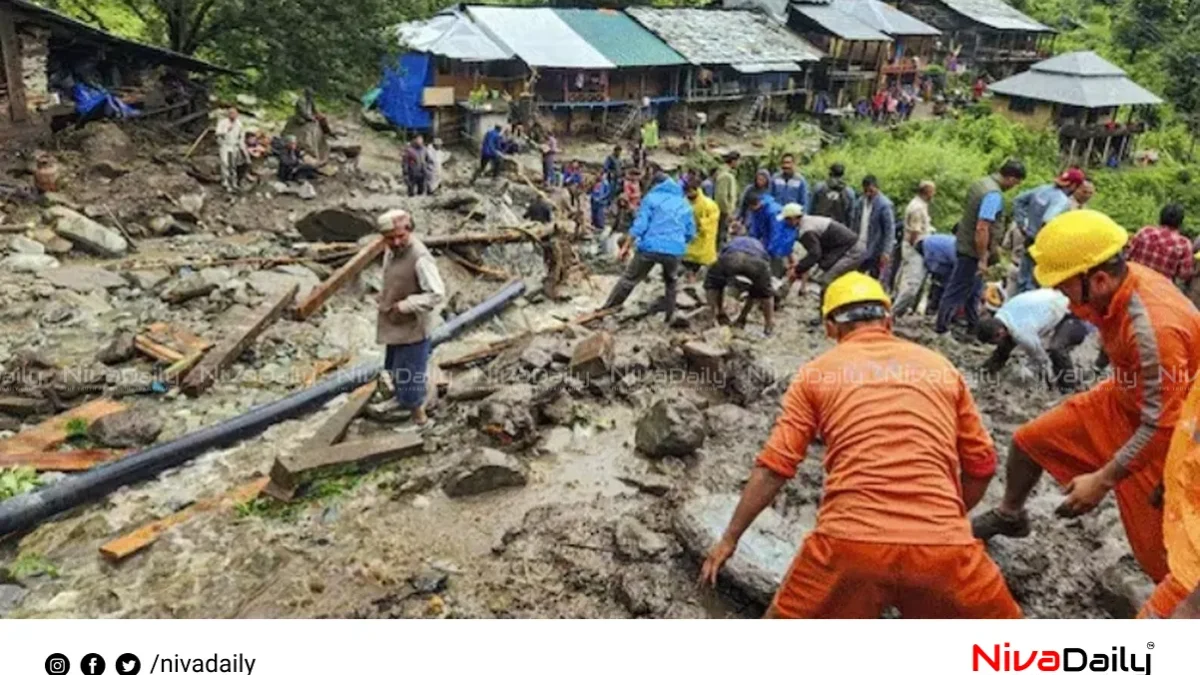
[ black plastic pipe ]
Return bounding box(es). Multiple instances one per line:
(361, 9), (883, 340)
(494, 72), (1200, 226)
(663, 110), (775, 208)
(0, 280), (526, 536)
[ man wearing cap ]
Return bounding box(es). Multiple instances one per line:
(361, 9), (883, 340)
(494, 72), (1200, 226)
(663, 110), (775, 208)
(935, 160), (1026, 336)
(973, 210), (1200, 587)
(376, 209), (446, 431)
(1010, 168), (1087, 293)
(714, 152), (740, 248)
(783, 205), (865, 301)
(704, 234), (776, 335)
(1070, 180), (1095, 210)
(701, 272), (1019, 618)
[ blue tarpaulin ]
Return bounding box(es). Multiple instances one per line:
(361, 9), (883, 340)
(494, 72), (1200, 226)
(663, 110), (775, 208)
(72, 83), (139, 119)
(378, 53), (433, 130)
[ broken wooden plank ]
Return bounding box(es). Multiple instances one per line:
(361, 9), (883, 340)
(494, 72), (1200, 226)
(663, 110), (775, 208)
(302, 355), (351, 388)
(144, 322), (211, 355)
(422, 227), (552, 249)
(0, 449), (126, 472)
(443, 250), (510, 281)
(134, 334), (184, 363)
(306, 381), (377, 450)
(161, 349), (208, 383)
(99, 477), (269, 562)
(264, 432), (425, 502)
(293, 236), (385, 320)
(437, 307), (619, 369)
(181, 284), (299, 397)
(0, 398), (127, 455)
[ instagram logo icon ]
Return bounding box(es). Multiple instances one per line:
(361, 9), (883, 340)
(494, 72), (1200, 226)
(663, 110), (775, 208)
(45, 653), (70, 675)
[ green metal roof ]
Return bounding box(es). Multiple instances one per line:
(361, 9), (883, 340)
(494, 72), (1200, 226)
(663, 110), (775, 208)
(552, 8), (686, 67)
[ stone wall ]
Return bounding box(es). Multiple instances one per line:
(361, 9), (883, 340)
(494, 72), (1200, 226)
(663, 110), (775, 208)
(19, 26), (49, 110)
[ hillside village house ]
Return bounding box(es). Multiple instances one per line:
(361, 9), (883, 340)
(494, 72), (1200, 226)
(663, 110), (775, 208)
(988, 51), (1162, 167)
(896, 0), (1055, 77)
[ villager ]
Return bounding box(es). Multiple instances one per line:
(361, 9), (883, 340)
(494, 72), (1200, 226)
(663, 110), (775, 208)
(216, 107), (247, 192)
(705, 235), (776, 335)
(976, 289), (1088, 392)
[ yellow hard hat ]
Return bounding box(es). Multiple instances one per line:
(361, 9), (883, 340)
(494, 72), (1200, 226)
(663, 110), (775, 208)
(822, 271), (891, 319)
(1029, 210), (1128, 289)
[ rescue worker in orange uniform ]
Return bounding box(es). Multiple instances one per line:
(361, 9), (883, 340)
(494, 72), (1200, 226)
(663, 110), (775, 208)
(973, 211), (1200, 586)
(700, 272), (1021, 618)
(1140, 379), (1200, 618)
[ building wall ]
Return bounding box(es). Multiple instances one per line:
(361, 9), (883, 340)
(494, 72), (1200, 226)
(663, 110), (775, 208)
(989, 96), (1054, 130)
(0, 22), (48, 123)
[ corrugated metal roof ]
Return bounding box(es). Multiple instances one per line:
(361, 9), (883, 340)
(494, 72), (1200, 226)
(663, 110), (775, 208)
(466, 6), (614, 69)
(794, 4), (892, 41)
(938, 0), (1053, 32)
(552, 9), (686, 67)
(989, 67), (1163, 108)
(396, 10), (510, 62)
(627, 7), (823, 66)
(731, 61), (804, 73)
(1032, 50), (1125, 76)
(828, 0), (941, 36)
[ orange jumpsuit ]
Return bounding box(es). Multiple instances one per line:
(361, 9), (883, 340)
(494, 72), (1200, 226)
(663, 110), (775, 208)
(1013, 263), (1200, 583)
(1138, 379), (1200, 617)
(757, 326), (1021, 618)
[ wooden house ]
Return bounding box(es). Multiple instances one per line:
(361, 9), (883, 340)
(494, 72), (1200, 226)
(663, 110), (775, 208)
(988, 51), (1162, 167)
(896, 0), (1055, 77)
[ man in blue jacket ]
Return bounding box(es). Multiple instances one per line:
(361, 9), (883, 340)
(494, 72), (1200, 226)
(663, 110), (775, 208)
(745, 194), (788, 276)
(892, 232), (956, 317)
(849, 175), (896, 285)
(770, 153), (808, 212)
(603, 173), (695, 324)
(470, 125), (505, 184)
(1009, 168), (1085, 293)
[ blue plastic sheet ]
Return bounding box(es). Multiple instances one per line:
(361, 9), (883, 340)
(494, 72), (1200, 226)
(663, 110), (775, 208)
(72, 83), (140, 119)
(378, 53), (432, 130)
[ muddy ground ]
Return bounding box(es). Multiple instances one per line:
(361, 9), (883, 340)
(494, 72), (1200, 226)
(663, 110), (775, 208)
(0, 113), (1146, 619)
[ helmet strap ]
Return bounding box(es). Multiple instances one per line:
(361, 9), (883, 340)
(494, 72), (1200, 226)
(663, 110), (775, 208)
(1079, 272), (1091, 305)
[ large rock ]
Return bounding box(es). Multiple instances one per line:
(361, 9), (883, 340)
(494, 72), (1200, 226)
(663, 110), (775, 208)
(295, 209), (375, 243)
(29, 228), (72, 254)
(446, 368), (499, 402)
(280, 118), (329, 163)
(173, 192), (205, 222)
(674, 494), (814, 606)
(443, 448), (529, 497)
(89, 409), (163, 448)
(475, 384), (537, 444)
(49, 207), (128, 257)
(125, 269), (170, 291)
(635, 399), (707, 458)
(38, 266), (128, 292)
(0, 253), (59, 273)
(8, 235), (44, 255)
(160, 274), (218, 304)
(80, 122), (135, 165)
(569, 331), (614, 379)
(97, 330), (136, 365)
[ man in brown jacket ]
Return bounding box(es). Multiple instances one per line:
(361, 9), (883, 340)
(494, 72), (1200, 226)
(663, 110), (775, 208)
(377, 209), (445, 429)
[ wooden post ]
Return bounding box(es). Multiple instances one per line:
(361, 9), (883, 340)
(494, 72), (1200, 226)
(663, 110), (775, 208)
(0, 4), (28, 124)
(1084, 136), (1095, 168)
(1102, 135), (1113, 166)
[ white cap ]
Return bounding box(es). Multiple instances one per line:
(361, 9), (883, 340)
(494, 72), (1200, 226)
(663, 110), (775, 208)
(777, 202), (805, 220)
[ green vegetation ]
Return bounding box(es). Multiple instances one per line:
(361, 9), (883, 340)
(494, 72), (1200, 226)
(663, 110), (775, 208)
(6, 552), (59, 580)
(64, 417), (88, 440)
(0, 468), (42, 501)
(236, 473), (367, 522)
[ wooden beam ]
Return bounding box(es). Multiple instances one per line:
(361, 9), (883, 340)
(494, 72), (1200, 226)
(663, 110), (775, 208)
(134, 335), (184, 363)
(0, 449), (126, 472)
(293, 236), (385, 320)
(0, 398), (127, 455)
(422, 226), (553, 248)
(263, 432), (425, 502)
(302, 355), (351, 387)
(438, 307), (617, 369)
(181, 284), (299, 396)
(305, 381), (378, 450)
(0, 5), (29, 124)
(99, 478), (269, 562)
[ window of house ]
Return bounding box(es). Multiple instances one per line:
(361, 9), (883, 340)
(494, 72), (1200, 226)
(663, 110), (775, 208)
(1008, 96), (1037, 113)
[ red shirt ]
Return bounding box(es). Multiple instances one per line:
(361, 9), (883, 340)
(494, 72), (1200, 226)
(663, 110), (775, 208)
(1127, 225), (1195, 282)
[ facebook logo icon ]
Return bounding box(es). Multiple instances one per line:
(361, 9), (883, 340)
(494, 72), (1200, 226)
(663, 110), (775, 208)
(81, 654), (106, 675)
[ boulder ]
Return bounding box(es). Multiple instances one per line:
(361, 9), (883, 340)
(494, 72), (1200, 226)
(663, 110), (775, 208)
(147, 214), (191, 236)
(446, 369), (499, 402)
(89, 409), (163, 448)
(274, 264), (322, 297)
(724, 351), (777, 406)
(38, 266), (128, 293)
(635, 399), (707, 458)
(187, 156), (222, 185)
(49, 207), (128, 257)
(475, 385), (537, 444)
(297, 182), (317, 200)
(174, 193), (205, 221)
(0, 253), (59, 273)
(8, 235), (44, 255)
(80, 122), (135, 165)
(443, 448), (529, 497)
(125, 269), (170, 291)
(280, 118), (329, 163)
(568, 331), (614, 379)
(160, 275), (218, 304)
(97, 330), (137, 365)
(295, 209), (375, 242)
(614, 516), (671, 561)
(29, 228), (72, 254)
(674, 494), (814, 606)
(1098, 557), (1155, 618)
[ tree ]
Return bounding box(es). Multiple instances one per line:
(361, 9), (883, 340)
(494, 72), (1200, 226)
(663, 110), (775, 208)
(1162, 19), (1200, 155)
(1112, 0), (1176, 60)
